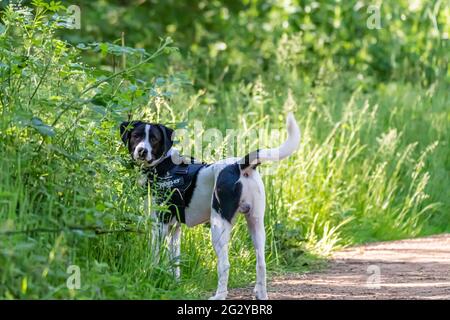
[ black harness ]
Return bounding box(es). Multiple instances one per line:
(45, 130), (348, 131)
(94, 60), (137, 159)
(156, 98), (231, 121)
(143, 156), (208, 223)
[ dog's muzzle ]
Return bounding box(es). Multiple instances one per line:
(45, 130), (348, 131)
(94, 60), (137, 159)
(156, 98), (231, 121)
(137, 147), (148, 158)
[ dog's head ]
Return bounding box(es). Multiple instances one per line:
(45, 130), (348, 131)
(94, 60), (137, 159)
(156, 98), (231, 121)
(120, 121), (174, 165)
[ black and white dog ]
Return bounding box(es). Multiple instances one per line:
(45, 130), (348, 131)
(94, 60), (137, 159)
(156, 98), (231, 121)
(119, 113), (300, 300)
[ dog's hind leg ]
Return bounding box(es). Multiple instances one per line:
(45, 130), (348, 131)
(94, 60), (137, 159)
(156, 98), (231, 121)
(244, 175), (268, 300)
(209, 163), (242, 300)
(209, 209), (232, 300)
(245, 211), (268, 300)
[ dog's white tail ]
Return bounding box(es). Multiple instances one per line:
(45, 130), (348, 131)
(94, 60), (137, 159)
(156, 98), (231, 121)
(240, 112), (301, 170)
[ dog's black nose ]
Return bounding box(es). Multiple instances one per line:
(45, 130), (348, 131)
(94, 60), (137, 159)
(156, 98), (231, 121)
(137, 147), (148, 158)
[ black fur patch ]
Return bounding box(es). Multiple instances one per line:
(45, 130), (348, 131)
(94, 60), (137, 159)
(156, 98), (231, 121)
(212, 163), (242, 223)
(184, 166), (202, 209)
(120, 121), (145, 152)
(240, 149), (260, 171)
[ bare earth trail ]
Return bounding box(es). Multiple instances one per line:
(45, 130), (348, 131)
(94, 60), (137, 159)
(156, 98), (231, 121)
(229, 234), (450, 299)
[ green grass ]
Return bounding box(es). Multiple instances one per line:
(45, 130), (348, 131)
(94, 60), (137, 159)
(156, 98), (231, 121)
(0, 2), (449, 299)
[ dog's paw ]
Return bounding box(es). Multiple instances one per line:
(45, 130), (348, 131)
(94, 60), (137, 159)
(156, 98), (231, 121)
(208, 291), (228, 300)
(254, 287), (268, 300)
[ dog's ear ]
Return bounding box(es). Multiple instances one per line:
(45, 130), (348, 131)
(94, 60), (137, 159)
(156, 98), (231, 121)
(157, 124), (174, 154)
(120, 121), (142, 146)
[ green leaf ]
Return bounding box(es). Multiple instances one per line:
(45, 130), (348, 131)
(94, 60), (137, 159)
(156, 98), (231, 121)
(30, 117), (56, 137)
(34, 125), (56, 137)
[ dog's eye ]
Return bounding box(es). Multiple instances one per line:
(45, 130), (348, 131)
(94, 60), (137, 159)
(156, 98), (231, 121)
(150, 137), (158, 144)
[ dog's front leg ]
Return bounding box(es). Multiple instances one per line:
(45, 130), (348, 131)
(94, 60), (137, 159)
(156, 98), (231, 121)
(169, 222), (181, 280)
(146, 197), (165, 264)
(209, 211), (232, 300)
(150, 213), (168, 265)
(150, 213), (181, 279)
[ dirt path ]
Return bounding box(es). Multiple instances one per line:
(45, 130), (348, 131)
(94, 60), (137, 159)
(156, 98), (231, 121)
(229, 234), (450, 299)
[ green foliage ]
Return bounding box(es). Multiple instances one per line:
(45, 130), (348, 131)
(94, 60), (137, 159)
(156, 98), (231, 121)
(0, 1), (449, 299)
(66, 0), (449, 85)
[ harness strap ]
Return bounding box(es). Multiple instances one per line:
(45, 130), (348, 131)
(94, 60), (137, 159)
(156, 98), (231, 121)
(143, 155), (208, 224)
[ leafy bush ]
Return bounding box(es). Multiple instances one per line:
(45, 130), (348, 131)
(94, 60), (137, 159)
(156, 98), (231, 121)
(67, 0), (449, 85)
(0, 3), (184, 298)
